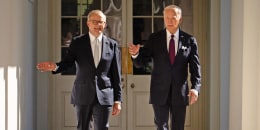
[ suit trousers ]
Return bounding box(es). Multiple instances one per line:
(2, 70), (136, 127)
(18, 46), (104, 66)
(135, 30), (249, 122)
(152, 88), (186, 130)
(75, 98), (112, 130)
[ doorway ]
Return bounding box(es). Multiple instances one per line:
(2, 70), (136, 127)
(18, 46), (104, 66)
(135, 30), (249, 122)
(49, 0), (208, 129)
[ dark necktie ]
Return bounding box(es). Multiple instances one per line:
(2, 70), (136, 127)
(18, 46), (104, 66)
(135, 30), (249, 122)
(169, 35), (175, 64)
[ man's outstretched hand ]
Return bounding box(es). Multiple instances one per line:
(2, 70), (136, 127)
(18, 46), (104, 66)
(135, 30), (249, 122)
(36, 62), (56, 72)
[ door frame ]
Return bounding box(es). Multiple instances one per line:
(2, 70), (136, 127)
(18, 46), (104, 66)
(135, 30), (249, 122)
(124, 0), (209, 130)
(36, 0), (210, 129)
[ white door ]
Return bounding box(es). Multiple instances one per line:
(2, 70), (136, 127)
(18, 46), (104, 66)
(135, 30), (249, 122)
(50, 0), (207, 130)
(125, 0), (195, 128)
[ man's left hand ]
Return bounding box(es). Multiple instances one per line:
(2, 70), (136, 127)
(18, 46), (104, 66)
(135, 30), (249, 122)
(112, 102), (121, 116)
(188, 90), (198, 105)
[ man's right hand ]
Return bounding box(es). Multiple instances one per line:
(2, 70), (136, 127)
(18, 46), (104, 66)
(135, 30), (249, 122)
(36, 62), (56, 72)
(128, 43), (140, 56)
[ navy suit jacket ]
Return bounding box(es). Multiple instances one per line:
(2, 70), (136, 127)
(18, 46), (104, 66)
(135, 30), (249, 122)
(54, 34), (122, 106)
(133, 29), (201, 106)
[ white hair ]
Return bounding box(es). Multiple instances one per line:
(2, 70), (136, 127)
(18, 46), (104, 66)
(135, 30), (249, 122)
(87, 10), (106, 21)
(163, 5), (182, 17)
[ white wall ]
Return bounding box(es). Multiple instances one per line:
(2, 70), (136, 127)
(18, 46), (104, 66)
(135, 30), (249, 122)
(210, 0), (260, 130)
(36, 0), (52, 129)
(229, 0), (260, 129)
(0, 0), (36, 130)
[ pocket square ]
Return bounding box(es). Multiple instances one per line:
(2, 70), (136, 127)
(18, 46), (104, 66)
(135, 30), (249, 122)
(181, 46), (187, 51)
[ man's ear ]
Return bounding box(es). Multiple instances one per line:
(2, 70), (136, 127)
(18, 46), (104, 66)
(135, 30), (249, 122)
(86, 21), (89, 26)
(179, 17), (183, 23)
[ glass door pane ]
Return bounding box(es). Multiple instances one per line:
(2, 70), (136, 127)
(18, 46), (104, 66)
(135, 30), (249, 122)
(133, 0), (152, 16)
(132, 0), (172, 75)
(60, 0), (123, 75)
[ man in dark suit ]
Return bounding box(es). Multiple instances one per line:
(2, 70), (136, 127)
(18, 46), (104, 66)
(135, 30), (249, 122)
(37, 10), (122, 130)
(129, 5), (201, 130)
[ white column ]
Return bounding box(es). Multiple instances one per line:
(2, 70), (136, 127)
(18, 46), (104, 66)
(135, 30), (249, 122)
(209, 0), (220, 129)
(0, 0), (36, 130)
(230, 0), (260, 130)
(258, 20), (260, 130)
(37, 0), (51, 129)
(0, 68), (5, 130)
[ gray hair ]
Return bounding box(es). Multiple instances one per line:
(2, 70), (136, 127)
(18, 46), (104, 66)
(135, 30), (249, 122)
(87, 10), (106, 21)
(163, 5), (182, 17)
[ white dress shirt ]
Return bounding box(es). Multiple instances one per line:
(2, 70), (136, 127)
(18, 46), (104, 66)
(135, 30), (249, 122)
(166, 29), (179, 55)
(89, 32), (102, 62)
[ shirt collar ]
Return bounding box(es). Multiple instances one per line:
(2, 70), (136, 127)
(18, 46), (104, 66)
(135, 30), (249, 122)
(89, 32), (103, 43)
(166, 29), (179, 39)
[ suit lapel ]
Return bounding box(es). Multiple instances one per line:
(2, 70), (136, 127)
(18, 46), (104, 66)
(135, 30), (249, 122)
(84, 34), (111, 69)
(177, 30), (185, 54)
(97, 35), (110, 69)
(83, 34), (96, 68)
(160, 30), (168, 55)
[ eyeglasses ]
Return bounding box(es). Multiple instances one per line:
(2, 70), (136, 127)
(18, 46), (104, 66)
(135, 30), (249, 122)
(89, 20), (106, 25)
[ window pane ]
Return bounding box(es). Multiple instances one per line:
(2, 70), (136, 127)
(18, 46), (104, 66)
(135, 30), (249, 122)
(103, 0), (122, 15)
(133, 18), (152, 75)
(82, 0), (101, 16)
(102, 0), (122, 45)
(104, 16), (122, 45)
(61, 47), (76, 75)
(133, 0), (152, 16)
(61, 18), (80, 46)
(154, 18), (164, 32)
(153, 0), (172, 16)
(62, 0), (78, 16)
(61, 18), (79, 75)
(133, 18), (152, 43)
(82, 18), (88, 34)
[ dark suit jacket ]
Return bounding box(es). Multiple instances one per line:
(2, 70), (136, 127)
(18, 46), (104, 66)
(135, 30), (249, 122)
(132, 29), (201, 106)
(53, 34), (122, 106)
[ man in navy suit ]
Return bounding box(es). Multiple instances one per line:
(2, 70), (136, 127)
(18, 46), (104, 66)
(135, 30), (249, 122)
(37, 10), (122, 130)
(129, 5), (201, 130)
